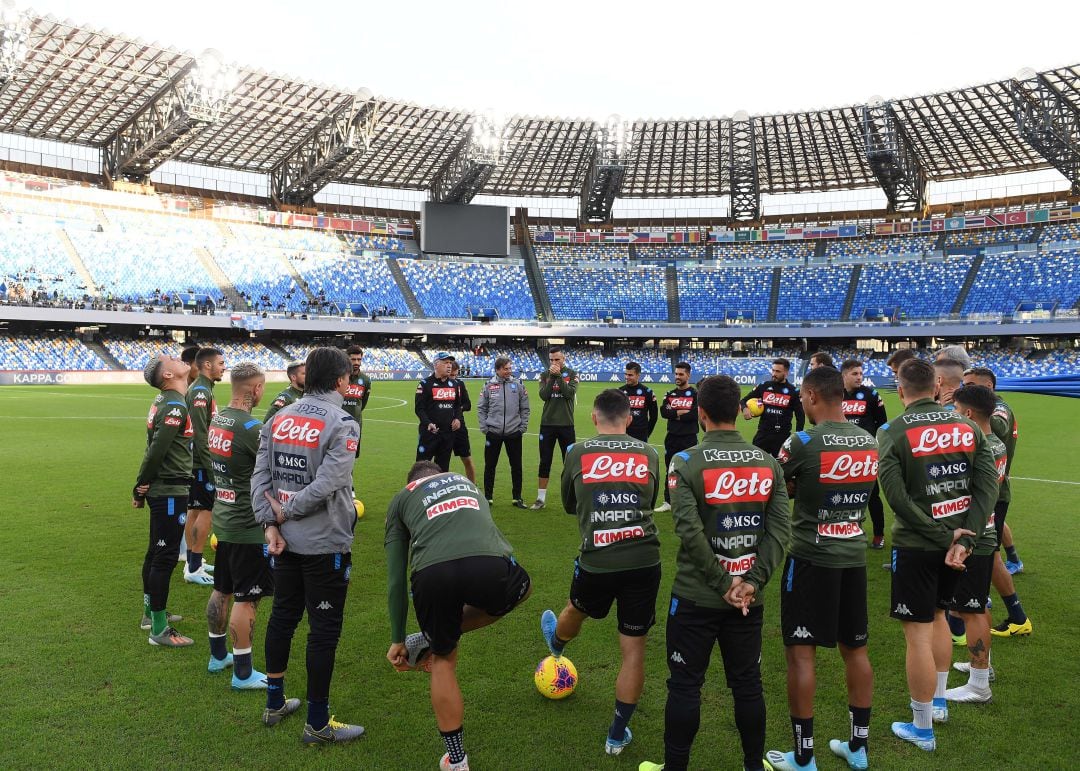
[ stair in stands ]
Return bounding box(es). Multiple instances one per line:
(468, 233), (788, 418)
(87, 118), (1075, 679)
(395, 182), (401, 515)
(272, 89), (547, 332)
(276, 253), (319, 308)
(813, 240), (827, 261)
(951, 254), (984, 315)
(841, 263), (863, 320)
(264, 340), (295, 364)
(93, 207), (111, 231)
(516, 210), (552, 321)
(55, 229), (99, 296)
(934, 230), (948, 252)
(665, 265), (681, 322)
(767, 266), (782, 322)
(84, 338), (123, 370)
(414, 347), (434, 369)
(193, 246), (244, 309)
(386, 256), (425, 318)
(215, 221), (235, 240)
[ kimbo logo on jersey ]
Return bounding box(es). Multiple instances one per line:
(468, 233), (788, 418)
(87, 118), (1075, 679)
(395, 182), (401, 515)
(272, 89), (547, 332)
(593, 525), (646, 547)
(426, 496), (479, 520)
(271, 416), (324, 448)
(931, 495), (972, 519)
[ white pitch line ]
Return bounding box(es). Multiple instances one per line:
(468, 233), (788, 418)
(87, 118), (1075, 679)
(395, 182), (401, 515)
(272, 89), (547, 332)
(1012, 475), (1080, 486)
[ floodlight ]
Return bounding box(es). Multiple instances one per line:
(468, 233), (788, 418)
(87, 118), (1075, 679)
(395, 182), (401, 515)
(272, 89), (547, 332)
(0, 0), (29, 85)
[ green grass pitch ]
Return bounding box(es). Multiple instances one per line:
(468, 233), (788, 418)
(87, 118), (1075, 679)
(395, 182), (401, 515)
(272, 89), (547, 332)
(1, 381), (1077, 769)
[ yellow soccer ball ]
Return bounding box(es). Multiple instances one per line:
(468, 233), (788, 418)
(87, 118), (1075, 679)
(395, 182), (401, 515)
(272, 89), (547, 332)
(210, 533), (218, 551)
(354, 499), (365, 519)
(534, 655), (577, 700)
(746, 397), (765, 417)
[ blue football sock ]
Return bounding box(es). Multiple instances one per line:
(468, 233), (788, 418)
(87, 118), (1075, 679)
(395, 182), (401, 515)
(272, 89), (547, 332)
(187, 551), (203, 573)
(266, 676), (285, 710)
(307, 699), (329, 731)
(947, 613), (966, 637)
(209, 633), (227, 661)
(609, 699), (636, 741)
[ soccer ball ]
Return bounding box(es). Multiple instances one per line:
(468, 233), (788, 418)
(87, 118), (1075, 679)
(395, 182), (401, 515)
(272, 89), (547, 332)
(354, 499), (365, 519)
(534, 655), (577, 699)
(209, 533), (218, 551)
(746, 398), (765, 417)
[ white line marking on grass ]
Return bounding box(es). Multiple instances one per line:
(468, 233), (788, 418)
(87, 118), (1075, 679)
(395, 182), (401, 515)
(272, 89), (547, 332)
(1012, 476), (1080, 486)
(362, 397), (407, 411)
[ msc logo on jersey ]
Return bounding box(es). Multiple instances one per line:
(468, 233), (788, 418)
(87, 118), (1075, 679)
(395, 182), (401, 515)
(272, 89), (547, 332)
(714, 513), (763, 532)
(925, 460), (969, 479)
(593, 490), (640, 509)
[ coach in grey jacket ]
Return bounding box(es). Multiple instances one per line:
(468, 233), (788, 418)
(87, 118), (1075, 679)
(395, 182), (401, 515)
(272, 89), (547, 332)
(252, 346), (366, 741)
(477, 356), (531, 508)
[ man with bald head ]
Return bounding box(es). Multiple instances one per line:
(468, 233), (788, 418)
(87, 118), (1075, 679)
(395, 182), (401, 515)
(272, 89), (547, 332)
(933, 360), (965, 408)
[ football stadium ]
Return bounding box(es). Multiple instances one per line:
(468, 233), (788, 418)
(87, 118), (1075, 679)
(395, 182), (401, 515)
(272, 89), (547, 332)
(1, 4), (1079, 769)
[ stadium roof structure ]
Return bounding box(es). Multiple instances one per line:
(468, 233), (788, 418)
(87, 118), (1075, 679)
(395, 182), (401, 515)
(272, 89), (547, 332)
(0, 13), (1077, 217)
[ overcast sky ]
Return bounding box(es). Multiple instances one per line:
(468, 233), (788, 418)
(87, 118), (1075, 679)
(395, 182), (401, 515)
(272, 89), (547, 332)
(24, 0), (1079, 120)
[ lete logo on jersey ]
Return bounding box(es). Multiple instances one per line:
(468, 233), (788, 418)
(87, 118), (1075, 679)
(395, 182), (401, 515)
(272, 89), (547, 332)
(906, 424), (976, 457)
(761, 391), (791, 408)
(818, 450), (879, 484)
(581, 453), (650, 483)
(272, 416), (324, 448)
(702, 467), (774, 504)
(432, 387), (457, 401)
(841, 400), (867, 416)
(207, 426), (234, 457)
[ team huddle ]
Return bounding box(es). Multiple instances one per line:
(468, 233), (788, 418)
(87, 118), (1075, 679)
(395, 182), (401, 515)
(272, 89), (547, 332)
(133, 343), (1032, 770)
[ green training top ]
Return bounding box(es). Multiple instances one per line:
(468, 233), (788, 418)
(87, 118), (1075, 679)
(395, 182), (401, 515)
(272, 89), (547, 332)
(342, 371), (372, 430)
(668, 429), (790, 609)
(990, 397), (1017, 504)
(137, 389), (193, 498)
(875, 397), (999, 552)
(264, 385), (303, 423)
(976, 432), (1008, 556)
(538, 367), (578, 426)
(186, 374), (217, 470)
(384, 472), (515, 642)
(561, 434), (661, 573)
(209, 406), (264, 544)
(779, 420), (878, 568)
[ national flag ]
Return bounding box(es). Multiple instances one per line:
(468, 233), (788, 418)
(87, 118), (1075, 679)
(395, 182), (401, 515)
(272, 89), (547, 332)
(945, 217), (965, 230)
(330, 218), (351, 230)
(293, 214), (312, 228)
(533, 231), (554, 242)
(633, 232), (650, 243)
(874, 223), (894, 235)
(1005, 211), (1027, 225)
(839, 225), (859, 238)
(931, 219), (944, 231)
(896, 222), (911, 234)
(913, 220), (933, 233)
(965, 215), (987, 228)
(1048, 207), (1070, 221)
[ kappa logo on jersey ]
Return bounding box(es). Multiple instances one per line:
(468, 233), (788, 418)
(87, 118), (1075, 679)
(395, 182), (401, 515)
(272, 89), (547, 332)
(271, 415), (325, 448)
(702, 448), (765, 463)
(821, 433), (876, 447)
(906, 424), (976, 457)
(964, 598), (982, 609)
(818, 521), (864, 539)
(215, 488), (236, 504)
(715, 513), (763, 532)
(426, 495), (479, 520)
(581, 452), (651, 483)
(894, 603), (913, 616)
(166, 407), (182, 418)
(718, 553), (756, 576)
(819, 450), (879, 484)
(627, 395), (647, 409)
(274, 452), (307, 470)
(207, 426), (234, 457)
(761, 391), (791, 408)
(670, 651), (686, 664)
(791, 626), (813, 639)
(841, 400), (867, 416)
(667, 397), (694, 410)
(931, 495), (972, 519)
(926, 460), (970, 479)
(702, 467), (774, 504)
(432, 387), (457, 401)
(593, 525), (646, 547)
